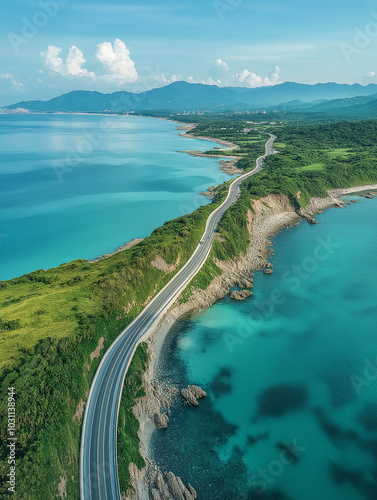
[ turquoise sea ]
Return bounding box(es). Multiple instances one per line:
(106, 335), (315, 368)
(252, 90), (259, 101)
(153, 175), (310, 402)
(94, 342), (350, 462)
(152, 196), (377, 500)
(0, 114), (231, 281)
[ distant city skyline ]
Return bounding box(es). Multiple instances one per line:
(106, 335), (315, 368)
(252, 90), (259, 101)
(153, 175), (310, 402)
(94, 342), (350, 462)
(2, 0), (377, 106)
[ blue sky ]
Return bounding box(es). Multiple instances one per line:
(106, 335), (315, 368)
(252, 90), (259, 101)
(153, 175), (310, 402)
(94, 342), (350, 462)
(1, 0), (377, 105)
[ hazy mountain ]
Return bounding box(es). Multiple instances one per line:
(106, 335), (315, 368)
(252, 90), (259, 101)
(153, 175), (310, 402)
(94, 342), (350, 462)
(4, 81), (377, 114)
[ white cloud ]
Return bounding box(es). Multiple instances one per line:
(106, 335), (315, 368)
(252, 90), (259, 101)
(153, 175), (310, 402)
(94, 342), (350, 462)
(0, 72), (23, 88)
(41, 45), (95, 78)
(215, 58), (229, 71)
(203, 76), (222, 86)
(234, 66), (281, 88)
(96, 38), (138, 83)
(204, 61), (281, 88)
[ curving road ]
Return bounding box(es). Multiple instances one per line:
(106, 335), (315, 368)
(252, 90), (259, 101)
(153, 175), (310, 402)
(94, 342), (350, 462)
(80, 134), (276, 500)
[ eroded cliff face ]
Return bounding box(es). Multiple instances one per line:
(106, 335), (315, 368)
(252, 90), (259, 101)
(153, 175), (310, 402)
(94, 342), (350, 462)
(128, 191), (347, 500)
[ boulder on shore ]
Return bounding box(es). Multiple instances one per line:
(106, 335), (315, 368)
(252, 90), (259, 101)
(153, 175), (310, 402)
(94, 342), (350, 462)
(181, 385), (207, 407)
(307, 217), (319, 224)
(154, 413), (169, 429)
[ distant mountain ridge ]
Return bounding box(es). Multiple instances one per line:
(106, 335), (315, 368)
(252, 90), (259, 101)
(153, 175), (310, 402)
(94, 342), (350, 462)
(4, 81), (377, 114)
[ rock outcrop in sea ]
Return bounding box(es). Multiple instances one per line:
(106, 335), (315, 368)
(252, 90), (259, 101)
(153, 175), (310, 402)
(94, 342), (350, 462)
(229, 290), (253, 301)
(149, 470), (197, 500)
(181, 385), (207, 407)
(154, 413), (169, 429)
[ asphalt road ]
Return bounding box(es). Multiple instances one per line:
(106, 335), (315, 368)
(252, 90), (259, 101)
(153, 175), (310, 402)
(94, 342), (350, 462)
(80, 134), (276, 500)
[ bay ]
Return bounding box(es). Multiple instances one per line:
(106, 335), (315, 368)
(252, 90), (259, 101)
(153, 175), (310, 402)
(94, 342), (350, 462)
(0, 114), (231, 280)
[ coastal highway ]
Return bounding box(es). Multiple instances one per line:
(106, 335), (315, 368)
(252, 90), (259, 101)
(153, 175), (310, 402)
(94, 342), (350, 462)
(80, 134), (276, 500)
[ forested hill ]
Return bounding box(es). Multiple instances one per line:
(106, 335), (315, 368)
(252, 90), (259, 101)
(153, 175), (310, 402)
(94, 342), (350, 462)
(4, 80), (377, 113)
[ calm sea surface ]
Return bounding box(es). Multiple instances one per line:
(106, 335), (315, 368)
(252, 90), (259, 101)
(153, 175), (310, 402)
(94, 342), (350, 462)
(152, 196), (377, 500)
(0, 114), (231, 280)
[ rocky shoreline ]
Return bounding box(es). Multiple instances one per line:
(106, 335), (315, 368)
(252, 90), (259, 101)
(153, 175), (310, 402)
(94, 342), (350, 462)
(124, 184), (377, 499)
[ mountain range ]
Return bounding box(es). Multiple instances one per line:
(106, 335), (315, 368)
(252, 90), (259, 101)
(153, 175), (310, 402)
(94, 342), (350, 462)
(4, 81), (377, 118)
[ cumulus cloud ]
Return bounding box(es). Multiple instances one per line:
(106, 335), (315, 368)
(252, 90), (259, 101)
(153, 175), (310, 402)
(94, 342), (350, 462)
(216, 58), (229, 71)
(208, 58), (230, 83)
(96, 38), (137, 83)
(0, 72), (23, 87)
(234, 65), (281, 88)
(41, 45), (95, 78)
(206, 59), (281, 88)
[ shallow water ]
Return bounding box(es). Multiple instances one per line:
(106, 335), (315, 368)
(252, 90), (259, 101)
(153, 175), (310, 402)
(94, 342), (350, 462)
(152, 196), (377, 500)
(0, 114), (230, 280)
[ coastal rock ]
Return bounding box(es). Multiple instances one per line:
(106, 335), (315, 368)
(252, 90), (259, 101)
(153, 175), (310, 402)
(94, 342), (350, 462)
(307, 217), (319, 224)
(149, 470), (197, 500)
(165, 471), (197, 500)
(229, 290), (253, 301)
(263, 269), (273, 275)
(154, 413), (169, 429)
(181, 385), (207, 406)
(234, 276), (254, 289)
(150, 489), (162, 500)
(265, 262), (273, 268)
(155, 472), (165, 492)
(187, 484), (197, 499)
(198, 185), (218, 200)
(350, 200), (358, 203)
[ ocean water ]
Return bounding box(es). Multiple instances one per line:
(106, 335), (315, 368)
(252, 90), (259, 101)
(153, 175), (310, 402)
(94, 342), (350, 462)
(152, 196), (377, 500)
(0, 114), (231, 280)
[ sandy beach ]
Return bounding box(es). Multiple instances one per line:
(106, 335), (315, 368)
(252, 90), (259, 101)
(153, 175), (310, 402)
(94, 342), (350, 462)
(127, 183), (377, 499)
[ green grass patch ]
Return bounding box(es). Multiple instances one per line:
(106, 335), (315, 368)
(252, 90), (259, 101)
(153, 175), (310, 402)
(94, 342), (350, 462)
(298, 163), (325, 171)
(327, 148), (352, 159)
